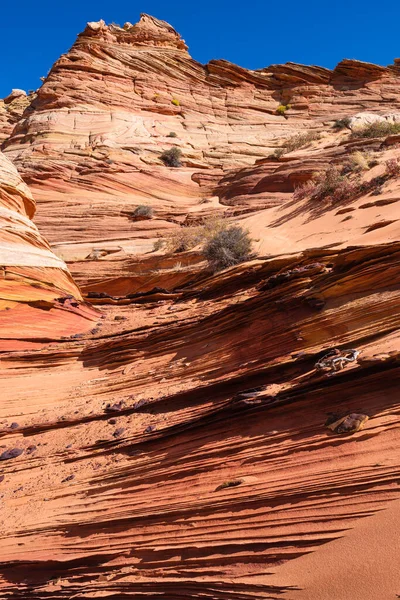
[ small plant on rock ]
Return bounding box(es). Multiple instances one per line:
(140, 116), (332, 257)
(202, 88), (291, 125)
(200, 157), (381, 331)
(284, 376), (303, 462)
(204, 226), (253, 272)
(167, 131), (177, 138)
(293, 167), (358, 203)
(171, 98), (180, 106)
(348, 150), (373, 172)
(333, 117), (352, 130)
(275, 131), (320, 157)
(276, 104), (290, 116)
(133, 205), (154, 219)
(351, 121), (400, 139)
(153, 239), (165, 252)
(285, 131), (320, 153)
(160, 146), (182, 167)
(385, 157), (400, 176)
(293, 179), (318, 201)
(272, 147), (285, 159)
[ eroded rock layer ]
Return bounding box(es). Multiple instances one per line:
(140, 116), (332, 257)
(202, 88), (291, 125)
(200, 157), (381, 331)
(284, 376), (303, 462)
(0, 152), (96, 347)
(1, 13), (400, 600)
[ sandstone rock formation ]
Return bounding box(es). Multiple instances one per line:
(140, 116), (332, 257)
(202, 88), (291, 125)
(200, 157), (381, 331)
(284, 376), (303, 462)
(0, 151), (96, 348)
(1, 13), (400, 600)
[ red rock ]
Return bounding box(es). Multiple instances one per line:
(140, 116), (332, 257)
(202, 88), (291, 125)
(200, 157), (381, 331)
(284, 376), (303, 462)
(0, 152), (97, 347)
(1, 14), (400, 600)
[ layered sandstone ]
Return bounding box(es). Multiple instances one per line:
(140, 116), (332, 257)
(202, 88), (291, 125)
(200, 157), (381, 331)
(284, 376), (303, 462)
(0, 152), (96, 347)
(1, 13), (400, 600)
(3, 15), (400, 292)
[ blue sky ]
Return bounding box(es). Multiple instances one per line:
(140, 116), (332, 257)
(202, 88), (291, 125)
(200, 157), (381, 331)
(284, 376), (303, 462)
(1, 0), (400, 98)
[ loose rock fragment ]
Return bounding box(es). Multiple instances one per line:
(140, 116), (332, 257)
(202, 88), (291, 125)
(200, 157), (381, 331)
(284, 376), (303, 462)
(315, 348), (360, 373)
(0, 448), (24, 461)
(144, 425), (156, 434)
(113, 428), (125, 438)
(326, 413), (369, 434)
(105, 401), (124, 413)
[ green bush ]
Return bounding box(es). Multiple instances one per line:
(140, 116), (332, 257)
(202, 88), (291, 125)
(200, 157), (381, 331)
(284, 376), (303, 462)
(160, 147), (182, 167)
(277, 104), (290, 116)
(204, 226), (253, 271)
(351, 121), (400, 139)
(171, 98), (180, 106)
(167, 131), (177, 138)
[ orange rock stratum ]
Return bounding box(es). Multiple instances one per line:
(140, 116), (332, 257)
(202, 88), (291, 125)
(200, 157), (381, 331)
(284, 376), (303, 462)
(1, 13), (400, 600)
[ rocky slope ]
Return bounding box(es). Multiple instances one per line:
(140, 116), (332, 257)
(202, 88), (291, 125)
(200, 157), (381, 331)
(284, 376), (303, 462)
(0, 14), (400, 600)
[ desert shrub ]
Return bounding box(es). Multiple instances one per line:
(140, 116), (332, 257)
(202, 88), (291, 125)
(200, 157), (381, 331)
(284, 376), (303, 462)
(171, 98), (180, 106)
(167, 227), (203, 252)
(328, 177), (358, 203)
(316, 167), (357, 202)
(133, 205), (154, 218)
(160, 146), (182, 167)
(293, 179), (318, 201)
(204, 226), (253, 271)
(215, 479), (244, 491)
(333, 117), (352, 130)
(385, 157), (400, 176)
(276, 104), (290, 116)
(293, 167), (358, 203)
(349, 151), (372, 171)
(275, 131), (320, 157)
(167, 131), (177, 138)
(351, 121), (400, 139)
(272, 147), (285, 159)
(153, 239), (165, 251)
(285, 131), (320, 153)
(166, 216), (228, 253)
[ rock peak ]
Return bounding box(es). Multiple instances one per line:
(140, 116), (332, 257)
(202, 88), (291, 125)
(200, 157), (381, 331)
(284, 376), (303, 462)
(83, 13), (188, 51)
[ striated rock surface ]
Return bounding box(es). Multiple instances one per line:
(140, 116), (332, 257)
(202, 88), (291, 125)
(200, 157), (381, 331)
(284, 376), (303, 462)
(1, 14), (400, 600)
(0, 91), (34, 143)
(0, 152), (96, 348)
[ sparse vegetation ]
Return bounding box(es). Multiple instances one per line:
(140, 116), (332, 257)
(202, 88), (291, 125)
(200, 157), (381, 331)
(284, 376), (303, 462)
(348, 150), (375, 172)
(385, 157), (400, 176)
(167, 131), (177, 138)
(276, 104), (290, 116)
(166, 216), (227, 253)
(272, 147), (285, 159)
(285, 131), (320, 153)
(293, 167), (358, 203)
(215, 479), (244, 492)
(273, 130), (320, 158)
(333, 117), (352, 130)
(153, 239), (165, 252)
(160, 146), (182, 167)
(149, 216), (256, 270)
(351, 121), (400, 139)
(171, 98), (180, 106)
(132, 205), (154, 219)
(204, 225), (253, 272)
(167, 227), (202, 252)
